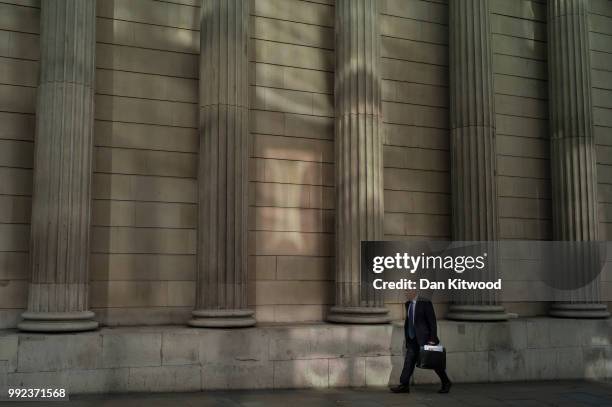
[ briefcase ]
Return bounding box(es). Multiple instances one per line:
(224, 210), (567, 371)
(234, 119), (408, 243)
(417, 344), (446, 370)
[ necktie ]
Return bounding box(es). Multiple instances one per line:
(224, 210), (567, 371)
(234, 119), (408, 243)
(408, 302), (416, 339)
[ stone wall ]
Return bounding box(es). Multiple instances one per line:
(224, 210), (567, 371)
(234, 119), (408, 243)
(492, 0), (550, 241)
(593, 0), (612, 239)
(1, 0), (612, 328)
(248, 0), (336, 323)
(0, 0), (39, 329)
(91, 0), (200, 326)
(379, 0), (451, 318)
(0, 318), (610, 394)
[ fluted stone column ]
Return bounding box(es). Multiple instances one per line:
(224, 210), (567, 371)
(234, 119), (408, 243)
(548, 0), (609, 318)
(446, 0), (508, 321)
(18, 0), (98, 332)
(327, 0), (390, 324)
(189, 0), (254, 328)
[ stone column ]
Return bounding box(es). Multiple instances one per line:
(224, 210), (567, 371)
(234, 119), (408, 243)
(18, 0), (98, 332)
(189, 0), (254, 328)
(548, 0), (609, 318)
(446, 0), (508, 321)
(327, 0), (390, 324)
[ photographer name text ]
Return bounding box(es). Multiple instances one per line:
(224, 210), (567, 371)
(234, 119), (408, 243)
(372, 278), (502, 290)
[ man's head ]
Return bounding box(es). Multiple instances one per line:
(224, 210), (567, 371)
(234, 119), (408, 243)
(405, 289), (418, 301)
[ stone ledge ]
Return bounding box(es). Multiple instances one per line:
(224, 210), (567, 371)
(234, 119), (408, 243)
(0, 318), (609, 394)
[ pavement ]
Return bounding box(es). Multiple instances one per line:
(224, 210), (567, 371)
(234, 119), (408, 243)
(2, 380), (611, 406)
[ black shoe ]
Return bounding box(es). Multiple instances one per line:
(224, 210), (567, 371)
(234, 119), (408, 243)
(390, 384), (410, 393)
(438, 381), (452, 394)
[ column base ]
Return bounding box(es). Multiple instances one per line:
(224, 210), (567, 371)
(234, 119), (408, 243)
(188, 309), (256, 328)
(549, 303), (610, 319)
(327, 306), (391, 324)
(18, 311), (99, 332)
(446, 305), (509, 321)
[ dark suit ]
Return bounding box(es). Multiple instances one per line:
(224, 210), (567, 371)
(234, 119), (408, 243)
(399, 298), (450, 386)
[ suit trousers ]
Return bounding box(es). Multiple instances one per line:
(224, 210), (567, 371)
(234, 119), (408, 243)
(399, 338), (450, 386)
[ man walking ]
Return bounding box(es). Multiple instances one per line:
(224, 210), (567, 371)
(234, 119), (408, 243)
(390, 291), (452, 394)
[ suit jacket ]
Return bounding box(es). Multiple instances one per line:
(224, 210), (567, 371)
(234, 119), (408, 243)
(404, 298), (439, 346)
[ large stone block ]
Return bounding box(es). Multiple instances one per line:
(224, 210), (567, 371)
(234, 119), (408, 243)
(380, 14), (447, 45)
(364, 356), (394, 387)
(252, 280), (333, 304)
(95, 94), (197, 128)
(273, 359), (329, 389)
(0, 335), (18, 372)
(202, 361), (273, 390)
(199, 329), (269, 364)
(253, 305), (275, 322)
(382, 0), (447, 24)
(269, 325), (344, 361)
(90, 253), (196, 282)
(344, 325), (394, 357)
(271, 305), (326, 323)
(474, 320), (527, 351)
(94, 147), (196, 178)
(251, 110), (285, 137)
(488, 349), (525, 382)
(93, 307), (192, 327)
(0, 361), (7, 398)
(127, 365), (201, 392)
(17, 334), (102, 373)
(0, 168), (32, 198)
(269, 324), (393, 362)
(162, 331), (199, 366)
(605, 346), (612, 379)
(251, 206), (332, 233)
(583, 346), (608, 380)
(524, 348), (557, 381)
(555, 347), (585, 380)
(525, 318), (551, 349)
(251, 182), (308, 209)
(92, 173), (196, 204)
(285, 114), (333, 141)
(389, 322), (406, 356)
(96, 70), (197, 104)
(0, 84), (35, 115)
(328, 357), (366, 388)
(8, 371), (65, 390)
(255, 87), (314, 116)
(308, 185), (334, 210)
(284, 67), (333, 95)
(446, 351), (489, 383)
(250, 231), (334, 257)
(91, 227), (196, 257)
(438, 321), (475, 352)
(96, 43), (198, 80)
(102, 332), (162, 368)
(0, 225), (28, 254)
(583, 319), (612, 347)
(548, 319), (583, 348)
(248, 255), (276, 281)
(0, 252), (28, 282)
(66, 368), (129, 394)
(386, 303), (405, 323)
(92, 200), (196, 230)
(252, 17), (333, 50)
(276, 256), (332, 281)
(166, 281), (195, 307)
(384, 167), (449, 194)
(253, 0), (334, 27)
